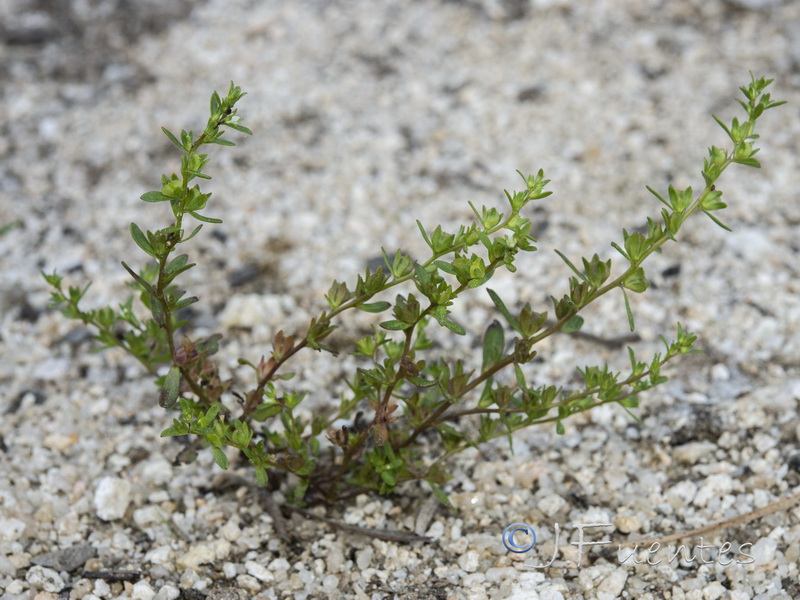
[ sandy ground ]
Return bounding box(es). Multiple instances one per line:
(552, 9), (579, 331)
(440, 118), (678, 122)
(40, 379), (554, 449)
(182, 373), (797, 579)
(1, 1), (799, 599)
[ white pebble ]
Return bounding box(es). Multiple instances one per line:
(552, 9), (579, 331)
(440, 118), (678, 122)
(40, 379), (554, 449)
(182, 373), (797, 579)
(0, 517), (26, 541)
(710, 363), (730, 381)
(133, 506), (163, 527)
(537, 494), (567, 517)
(178, 544), (215, 570)
(673, 441), (717, 464)
(132, 580), (156, 600)
(485, 567), (518, 583)
(93, 477), (132, 521)
(356, 547), (373, 570)
(223, 562), (238, 578)
(245, 560), (274, 583)
(702, 581), (726, 600)
(539, 586), (566, 600)
(268, 557), (291, 571)
(457, 550), (480, 573)
(145, 545), (173, 565)
(596, 567), (627, 599)
(752, 432), (778, 453)
(693, 474), (733, 508)
(750, 537), (778, 564)
(25, 565), (65, 592)
(322, 574), (339, 590)
(154, 584), (181, 600)
(614, 515), (642, 534)
(426, 520), (445, 541)
(94, 579), (111, 597)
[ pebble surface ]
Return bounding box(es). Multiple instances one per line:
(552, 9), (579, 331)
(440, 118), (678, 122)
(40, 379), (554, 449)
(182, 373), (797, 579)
(1, 1), (799, 599)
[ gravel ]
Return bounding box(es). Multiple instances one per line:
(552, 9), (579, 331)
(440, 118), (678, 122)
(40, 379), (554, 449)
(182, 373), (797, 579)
(1, 0), (799, 599)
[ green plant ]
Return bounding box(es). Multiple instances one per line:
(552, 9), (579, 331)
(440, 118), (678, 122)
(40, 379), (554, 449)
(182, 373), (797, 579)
(43, 76), (784, 506)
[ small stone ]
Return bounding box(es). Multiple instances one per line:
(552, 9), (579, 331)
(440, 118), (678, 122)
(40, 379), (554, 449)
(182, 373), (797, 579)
(485, 567), (518, 583)
(752, 432), (778, 453)
(673, 441), (717, 464)
(537, 494), (567, 517)
(539, 586), (566, 600)
(236, 573), (262, 592)
(596, 567), (627, 599)
(702, 581), (726, 600)
(613, 515), (642, 534)
(132, 580), (156, 600)
(206, 590), (250, 600)
(222, 562), (238, 578)
(750, 537), (778, 564)
(355, 547), (373, 570)
(268, 557), (290, 571)
(145, 545), (172, 565)
(244, 560), (273, 583)
(693, 474), (733, 508)
(457, 550), (480, 573)
(94, 477), (132, 521)
(32, 357), (71, 380)
(26, 565), (65, 592)
(43, 433), (79, 451)
(31, 544), (97, 572)
(710, 363), (730, 381)
(140, 458), (173, 484)
(178, 543), (215, 570)
(425, 520), (445, 541)
(0, 517), (26, 541)
(93, 579), (111, 597)
(219, 293), (294, 330)
(153, 584), (181, 600)
(324, 544), (344, 574)
(69, 579), (94, 599)
(133, 506), (163, 527)
(0, 552), (18, 575)
(322, 574), (339, 590)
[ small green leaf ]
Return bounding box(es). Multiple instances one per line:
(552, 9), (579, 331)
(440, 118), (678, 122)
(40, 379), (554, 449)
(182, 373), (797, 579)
(482, 320), (504, 369)
(621, 287), (635, 331)
(415, 262), (431, 285)
(702, 210), (732, 232)
(252, 403), (282, 421)
(380, 319), (412, 331)
(162, 127), (185, 150)
(213, 447), (229, 469)
(357, 301), (391, 313)
(622, 267), (648, 293)
(140, 191), (171, 203)
(417, 220), (432, 248)
(255, 467), (268, 485)
(188, 211), (223, 224)
(226, 122), (253, 135)
(554, 249), (588, 282)
(442, 319), (466, 335)
(130, 223), (156, 258)
(121, 262), (157, 296)
(563, 315), (584, 333)
(487, 289), (521, 334)
(165, 254), (190, 274)
(183, 224), (203, 242)
(173, 296), (198, 311)
(426, 480), (453, 507)
(159, 366), (181, 408)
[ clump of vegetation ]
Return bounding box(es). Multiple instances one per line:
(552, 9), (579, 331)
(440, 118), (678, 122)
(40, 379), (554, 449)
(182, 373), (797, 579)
(44, 76), (784, 505)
